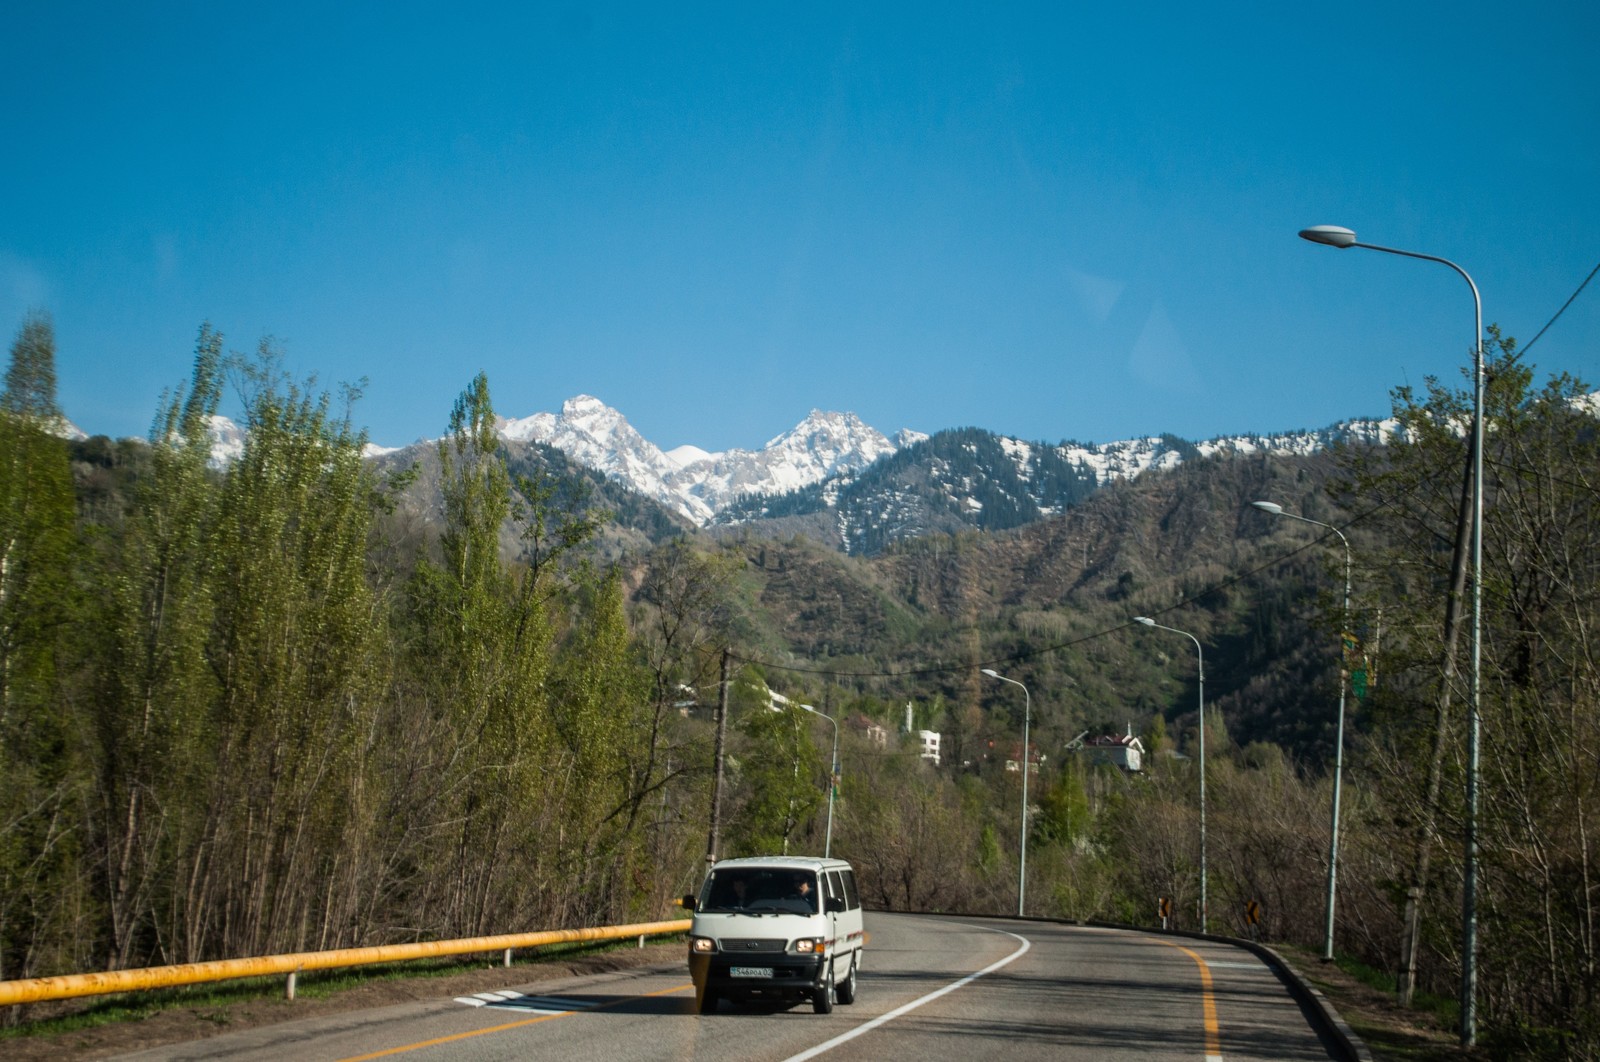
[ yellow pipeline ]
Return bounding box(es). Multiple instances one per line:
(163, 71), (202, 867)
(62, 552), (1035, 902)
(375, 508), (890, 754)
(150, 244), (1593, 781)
(0, 918), (690, 1007)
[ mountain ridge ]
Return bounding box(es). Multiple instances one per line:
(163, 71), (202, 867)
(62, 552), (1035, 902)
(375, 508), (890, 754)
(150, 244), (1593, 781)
(465, 394), (1396, 535)
(68, 393), (1397, 555)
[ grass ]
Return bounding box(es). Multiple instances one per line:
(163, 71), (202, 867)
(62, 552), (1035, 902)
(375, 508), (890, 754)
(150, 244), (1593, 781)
(1273, 944), (1476, 1061)
(1333, 954), (1460, 1032)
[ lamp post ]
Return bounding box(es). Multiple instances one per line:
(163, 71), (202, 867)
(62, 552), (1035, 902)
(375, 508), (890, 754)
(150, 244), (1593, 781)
(1133, 617), (1207, 929)
(981, 668), (1031, 917)
(801, 705), (839, 858)
(1253, 500), (1351, 962)
(1299, 224), (1483, 1046)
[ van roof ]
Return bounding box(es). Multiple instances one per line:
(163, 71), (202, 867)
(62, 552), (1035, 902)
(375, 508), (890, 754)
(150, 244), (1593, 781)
(709, 855), (852, 873)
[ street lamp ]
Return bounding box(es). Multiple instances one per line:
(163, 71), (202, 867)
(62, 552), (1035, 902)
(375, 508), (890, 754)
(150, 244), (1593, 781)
(1299, 224), (1484, 1046)
(1253, 500), (1352, 962)
(801, 705), (839, 858)
(1133, 617), (1207, 930)
(981, 668), (1031, 917)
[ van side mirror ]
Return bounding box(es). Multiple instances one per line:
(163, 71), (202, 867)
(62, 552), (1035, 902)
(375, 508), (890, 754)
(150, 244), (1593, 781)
(826, 896), (846, 914)
(681, 894), (697, 912)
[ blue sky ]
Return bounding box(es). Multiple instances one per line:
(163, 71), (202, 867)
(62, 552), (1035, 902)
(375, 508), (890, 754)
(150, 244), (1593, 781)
(4, 2), (1597, 453)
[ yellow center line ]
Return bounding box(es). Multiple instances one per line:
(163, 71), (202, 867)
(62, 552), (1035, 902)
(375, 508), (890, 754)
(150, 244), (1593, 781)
(1148, 937), (1223, 1062)
(336, 982), (695, 1061)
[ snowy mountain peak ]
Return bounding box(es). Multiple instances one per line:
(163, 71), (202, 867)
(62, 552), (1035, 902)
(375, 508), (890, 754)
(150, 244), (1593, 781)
(665, 444), (716, 468)
(761, 410), (897, 478)
(498, 395), (682, 506)
(499, 397), (906, 525)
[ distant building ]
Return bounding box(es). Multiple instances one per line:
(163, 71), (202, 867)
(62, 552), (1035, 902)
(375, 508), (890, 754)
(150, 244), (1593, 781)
(1085, 726), (1145, 773)
(849, 714), (889, 749)
(902, 702), (941, 765)
(1003, 742), (1042, 774)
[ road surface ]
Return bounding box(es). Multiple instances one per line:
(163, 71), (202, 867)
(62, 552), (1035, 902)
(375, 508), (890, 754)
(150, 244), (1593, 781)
(113, 913), (1349, 1061)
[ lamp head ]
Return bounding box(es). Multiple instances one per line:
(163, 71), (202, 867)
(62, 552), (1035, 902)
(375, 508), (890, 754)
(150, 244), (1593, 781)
(1299, 225), (1357, 248)
(1134, 617), (1155, 627)
(981, 668), (1001, 679)
(1252, 501), (1284, 515)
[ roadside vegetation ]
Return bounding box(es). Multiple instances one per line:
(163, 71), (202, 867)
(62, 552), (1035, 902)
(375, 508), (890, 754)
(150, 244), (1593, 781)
(2, 311), (1596, 1057)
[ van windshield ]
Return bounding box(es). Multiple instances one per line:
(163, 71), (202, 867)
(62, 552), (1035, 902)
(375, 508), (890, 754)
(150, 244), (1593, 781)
(701, 868), (819, 914)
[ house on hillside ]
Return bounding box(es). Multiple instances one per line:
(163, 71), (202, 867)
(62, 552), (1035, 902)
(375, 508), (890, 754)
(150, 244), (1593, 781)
(900, 703), (941, 765)
(849, 714), (888, 749)
(1003, 743), (1043, 774)
(1085, 726), (1145, 773)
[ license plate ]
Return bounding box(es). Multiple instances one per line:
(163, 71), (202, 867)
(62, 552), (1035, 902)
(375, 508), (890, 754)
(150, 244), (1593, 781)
(730, 966), (773, 978)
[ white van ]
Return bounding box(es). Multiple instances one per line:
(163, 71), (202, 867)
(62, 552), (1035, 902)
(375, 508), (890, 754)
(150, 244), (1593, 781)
(684, 856), (865, 1014)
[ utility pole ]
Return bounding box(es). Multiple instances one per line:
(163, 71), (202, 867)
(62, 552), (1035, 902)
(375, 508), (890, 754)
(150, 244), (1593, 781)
(705, 648), (730, 867)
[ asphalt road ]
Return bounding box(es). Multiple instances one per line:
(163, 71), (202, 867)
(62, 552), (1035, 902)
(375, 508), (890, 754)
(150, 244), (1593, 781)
(112, 914), (1347, 1061)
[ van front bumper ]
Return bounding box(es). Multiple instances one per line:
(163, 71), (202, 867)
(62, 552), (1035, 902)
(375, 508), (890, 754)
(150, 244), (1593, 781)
(690, 950), (826, 1002)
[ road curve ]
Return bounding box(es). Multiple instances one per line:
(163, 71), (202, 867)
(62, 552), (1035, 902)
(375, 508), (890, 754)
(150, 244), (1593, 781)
(111, 914), (1351, 1061)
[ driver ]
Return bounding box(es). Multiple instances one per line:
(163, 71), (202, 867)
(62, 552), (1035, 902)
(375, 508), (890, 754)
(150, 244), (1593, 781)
(788, 873), (817, 912)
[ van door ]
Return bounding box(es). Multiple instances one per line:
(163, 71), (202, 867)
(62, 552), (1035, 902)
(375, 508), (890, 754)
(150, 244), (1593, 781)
(824, 868), (859, 1004)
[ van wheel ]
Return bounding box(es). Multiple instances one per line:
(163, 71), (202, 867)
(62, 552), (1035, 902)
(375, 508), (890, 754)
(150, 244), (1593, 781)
(836, 957), (857, 1005)
(698, 987), (719, 1014)
(812, 965), (835, 1014)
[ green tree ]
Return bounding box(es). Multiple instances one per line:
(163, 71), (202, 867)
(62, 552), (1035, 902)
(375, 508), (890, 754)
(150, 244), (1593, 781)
(550, 569), (628, 906)
(182, 345), (383, 958)
(407, 372), (556, 935)
(733, 696), (823, 856)
(0, 311), (82, 982)
(86, 324), (224, 966)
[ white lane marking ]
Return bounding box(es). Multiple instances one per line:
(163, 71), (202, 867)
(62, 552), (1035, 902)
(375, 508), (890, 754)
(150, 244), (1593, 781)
(1208, 961), (1269, 972)
(781, 922), (1032, 1062)
(452, 993), (598, 1014)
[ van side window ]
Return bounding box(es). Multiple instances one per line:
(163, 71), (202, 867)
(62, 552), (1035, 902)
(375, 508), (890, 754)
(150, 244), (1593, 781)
(826, 870), (844, 905)
(841, 869), (860, 910)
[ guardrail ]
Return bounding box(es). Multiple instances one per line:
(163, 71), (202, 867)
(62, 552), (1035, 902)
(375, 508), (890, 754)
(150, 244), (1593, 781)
(0, 917), (691, 1008)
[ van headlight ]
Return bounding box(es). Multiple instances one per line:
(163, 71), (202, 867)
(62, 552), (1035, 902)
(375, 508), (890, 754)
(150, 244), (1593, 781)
(791, 938), (824, 955)
(690, 937), (717, 954)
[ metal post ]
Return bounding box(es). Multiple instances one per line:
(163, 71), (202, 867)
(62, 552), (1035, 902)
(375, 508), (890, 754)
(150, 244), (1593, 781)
(981, 669), (1032, 917)
(1298, 226), (1483, 1045)
(1252, 502), (1352, 961)
(1133, 619), (1206, 929)
(802, 705), (840, 858)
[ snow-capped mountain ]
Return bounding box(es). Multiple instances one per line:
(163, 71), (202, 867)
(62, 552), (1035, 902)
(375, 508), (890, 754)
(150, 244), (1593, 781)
(44, 390), (1401, 548)
(714, 419), (1400, 554)
(1000, 419), (1397, 489)
(491, 394), (1398, 548)
(208, 415), (247, 464)
(500, 395), (918, 525)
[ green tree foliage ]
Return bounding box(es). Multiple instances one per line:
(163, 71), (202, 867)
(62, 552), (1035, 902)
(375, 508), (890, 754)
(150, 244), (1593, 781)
(731, 698), (822, 856)
(0, 312), (81, 982)
(405, 372), (556, 935)
(199, 346), (383, 957)
(548, 567), (651, 921)
(85, 324), (224, 967)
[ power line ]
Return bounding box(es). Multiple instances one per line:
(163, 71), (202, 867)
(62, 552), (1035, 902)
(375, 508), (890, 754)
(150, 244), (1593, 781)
(1513, 259), (1600, 361)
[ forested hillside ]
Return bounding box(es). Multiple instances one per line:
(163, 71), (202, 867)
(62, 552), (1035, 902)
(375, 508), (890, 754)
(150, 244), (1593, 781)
(3, 314), (1597, 1056)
